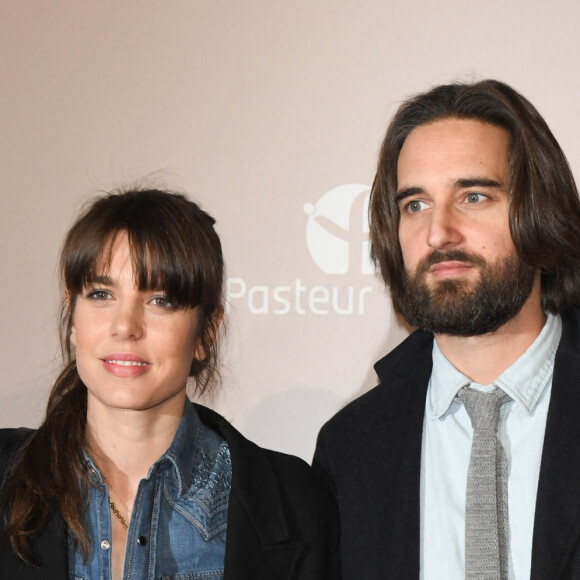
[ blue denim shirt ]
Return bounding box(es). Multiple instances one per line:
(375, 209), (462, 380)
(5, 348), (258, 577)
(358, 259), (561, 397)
(68, 401), (232, 580)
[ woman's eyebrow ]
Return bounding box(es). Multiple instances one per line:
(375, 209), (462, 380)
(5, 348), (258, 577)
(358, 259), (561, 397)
(91, 275), (114, 285)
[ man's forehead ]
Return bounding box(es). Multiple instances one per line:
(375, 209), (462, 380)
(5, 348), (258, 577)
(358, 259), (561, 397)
(396, 118), (510, 186)
(400, 117), (509, 149)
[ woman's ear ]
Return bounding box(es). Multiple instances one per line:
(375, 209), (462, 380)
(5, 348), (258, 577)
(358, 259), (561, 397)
(65, 292), (77, 347)
(193, 306), (224, 361)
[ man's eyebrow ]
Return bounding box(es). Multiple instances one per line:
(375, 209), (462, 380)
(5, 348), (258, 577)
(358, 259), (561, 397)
(456, 177), (504, 189)
(395, 178), (505, 203)
(395, 187), (423, 203)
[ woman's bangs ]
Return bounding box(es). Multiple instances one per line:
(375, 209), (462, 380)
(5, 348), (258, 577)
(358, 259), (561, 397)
(128, 229), (203, 309)
(64, 230), (118, 296)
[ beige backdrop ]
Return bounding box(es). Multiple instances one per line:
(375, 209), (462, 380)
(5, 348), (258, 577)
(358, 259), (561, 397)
(2, 0), (579, 461)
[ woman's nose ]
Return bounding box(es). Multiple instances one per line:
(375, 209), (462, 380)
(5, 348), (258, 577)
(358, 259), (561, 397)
(110, 302), (144, 341)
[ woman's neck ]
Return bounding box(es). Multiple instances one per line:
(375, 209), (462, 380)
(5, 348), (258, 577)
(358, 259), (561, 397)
(85, 393), (185, 494)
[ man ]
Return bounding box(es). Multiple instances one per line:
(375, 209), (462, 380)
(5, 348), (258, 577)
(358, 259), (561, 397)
(314, 80), (580, 579)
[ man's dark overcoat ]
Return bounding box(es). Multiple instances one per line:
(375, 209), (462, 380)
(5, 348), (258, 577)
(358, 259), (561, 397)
(314, 308), (580, 579)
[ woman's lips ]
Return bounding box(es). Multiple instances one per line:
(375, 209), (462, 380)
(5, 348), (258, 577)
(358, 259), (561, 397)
(101, 354), (151, 377)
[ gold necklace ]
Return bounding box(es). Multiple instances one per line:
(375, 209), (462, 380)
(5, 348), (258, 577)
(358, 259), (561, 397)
(108, 497), (129, 530)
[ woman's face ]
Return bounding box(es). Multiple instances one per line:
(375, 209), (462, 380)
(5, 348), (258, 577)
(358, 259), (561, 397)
(70, 232), (203, 416)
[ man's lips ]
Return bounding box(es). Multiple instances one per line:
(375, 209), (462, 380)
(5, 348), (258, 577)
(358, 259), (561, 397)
(428, 260), (474, 278)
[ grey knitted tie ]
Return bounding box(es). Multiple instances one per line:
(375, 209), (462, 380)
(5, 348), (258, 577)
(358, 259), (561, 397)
(457, 386), (511, 580)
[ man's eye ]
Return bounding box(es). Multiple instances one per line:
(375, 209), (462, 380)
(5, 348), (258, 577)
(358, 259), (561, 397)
(466, 192), (485, 203)
(407, 200), (426, 213)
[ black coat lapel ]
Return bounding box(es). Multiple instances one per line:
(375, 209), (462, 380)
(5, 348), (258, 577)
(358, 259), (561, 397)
(314, 328), (433, 578)
(531, 310), (580, 579)
(371, 329), (433, 577)
(195, 405), (304, 580)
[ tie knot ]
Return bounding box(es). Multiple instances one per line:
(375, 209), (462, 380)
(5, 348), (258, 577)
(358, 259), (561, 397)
(457, 386), (511, 431)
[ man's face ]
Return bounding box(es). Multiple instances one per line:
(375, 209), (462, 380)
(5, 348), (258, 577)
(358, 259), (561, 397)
(394, 117), (536, 336)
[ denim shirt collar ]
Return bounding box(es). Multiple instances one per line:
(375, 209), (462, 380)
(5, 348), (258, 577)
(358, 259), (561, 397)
(84, 400), (202, 498)
(146, 401), (201, 496)
(429, 313), (562, 419)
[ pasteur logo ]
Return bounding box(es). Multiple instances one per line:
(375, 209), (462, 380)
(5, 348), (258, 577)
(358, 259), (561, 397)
(303, 184), (374, 275)
(226, 184), (375, 315)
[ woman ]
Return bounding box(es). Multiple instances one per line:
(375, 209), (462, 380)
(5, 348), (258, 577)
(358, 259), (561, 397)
(0, 188), (339, 579)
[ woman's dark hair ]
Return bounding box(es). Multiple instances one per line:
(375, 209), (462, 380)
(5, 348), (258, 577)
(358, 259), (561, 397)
(1, 188), (225, 563)
(370, 79), (580, 314)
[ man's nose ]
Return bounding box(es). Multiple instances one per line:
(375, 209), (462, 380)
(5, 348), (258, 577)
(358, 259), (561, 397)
(426, 206), (463, 250)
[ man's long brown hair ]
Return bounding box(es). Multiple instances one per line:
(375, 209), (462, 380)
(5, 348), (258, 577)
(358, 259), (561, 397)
(370, 79), (580, 314)
(1, 188), (225, 564)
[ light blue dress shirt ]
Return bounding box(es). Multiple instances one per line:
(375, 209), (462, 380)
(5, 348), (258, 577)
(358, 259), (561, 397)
(69, 401), (232, 580)
(420, 313), (562, 580)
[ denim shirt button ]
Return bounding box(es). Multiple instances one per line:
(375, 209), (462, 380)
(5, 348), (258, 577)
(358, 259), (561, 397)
(137, 536), (147, 546)
(100, 540), (111, 551)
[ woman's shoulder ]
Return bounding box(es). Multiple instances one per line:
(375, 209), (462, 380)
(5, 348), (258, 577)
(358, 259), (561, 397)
(0, 428), (34, 482)
(0, 427), (34, 458)
(193, 403), (333, 501)
(194, 404), (307, 463)
(193, 403), (340, 573)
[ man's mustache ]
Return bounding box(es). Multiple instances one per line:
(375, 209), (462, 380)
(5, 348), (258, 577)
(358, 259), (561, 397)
(416, 250), (486, 275)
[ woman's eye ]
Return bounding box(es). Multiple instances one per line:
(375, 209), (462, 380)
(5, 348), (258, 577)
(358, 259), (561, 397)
(151, 296), (175, 309)
(86, 289), (110, 301)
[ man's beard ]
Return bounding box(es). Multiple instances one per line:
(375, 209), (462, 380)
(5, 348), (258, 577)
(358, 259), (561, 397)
(395, 249), (536, 336)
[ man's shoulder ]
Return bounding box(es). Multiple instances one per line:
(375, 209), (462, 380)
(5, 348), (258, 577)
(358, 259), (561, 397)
(558, 307), (580, 348)
(320, 328), (434, 433)
(373, 327), (434, 379)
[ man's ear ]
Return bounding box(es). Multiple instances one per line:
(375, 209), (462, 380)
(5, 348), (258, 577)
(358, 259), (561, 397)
(193, 306), (224, 361)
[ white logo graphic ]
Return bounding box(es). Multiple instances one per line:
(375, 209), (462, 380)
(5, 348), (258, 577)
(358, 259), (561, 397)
(304, 184), (374, 275)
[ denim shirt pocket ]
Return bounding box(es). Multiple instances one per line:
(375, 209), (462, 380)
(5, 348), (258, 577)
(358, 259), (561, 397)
(163, 486), (229, 541)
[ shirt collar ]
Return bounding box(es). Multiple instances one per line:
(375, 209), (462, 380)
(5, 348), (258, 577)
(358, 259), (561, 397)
(429, 313), (562, 419)
(146, 400), (201, 496)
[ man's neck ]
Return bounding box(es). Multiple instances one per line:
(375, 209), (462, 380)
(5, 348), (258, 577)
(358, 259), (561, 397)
(434, 286), (546, 385)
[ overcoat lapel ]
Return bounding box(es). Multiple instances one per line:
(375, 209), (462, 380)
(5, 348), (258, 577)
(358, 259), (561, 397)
(371, 329), (433, 578)
(196, 405), (304, 580)
(531, 310), (580, 579)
